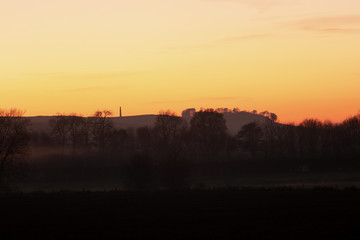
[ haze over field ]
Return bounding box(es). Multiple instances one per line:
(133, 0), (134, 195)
(1, 0), (360, 122)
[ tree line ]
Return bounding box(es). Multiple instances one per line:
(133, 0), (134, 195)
(1, 108), (360, 190)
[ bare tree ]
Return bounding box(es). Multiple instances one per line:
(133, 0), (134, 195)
(154, 111), (189, 188)
(49, 114), (70, 153)
(154, 110), (187, 148)
(49, 114), (89, 154)
(0, 109), (30, 189)
(340, 115), (360, 155)
(236, 122), (263, 158)
(298, 118), (323, 161)
(67, 114), (88, 153)
(136, 126), (154, 154)
(262, 118), (280, 160)
(89, 110), (114, 152)
(190, 109), (227, 162)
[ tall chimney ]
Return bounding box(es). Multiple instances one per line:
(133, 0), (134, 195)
(120, 107), (122, 118)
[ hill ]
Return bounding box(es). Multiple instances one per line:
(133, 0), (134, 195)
(27, 111), (269, 135)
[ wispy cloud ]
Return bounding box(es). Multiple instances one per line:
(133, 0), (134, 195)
(74, 72), (146, 80)
(66, 84), (128, 92)
(205, 0), (280, 8)
(288, 15), (360, 34)
(67, 87), (102, 92)
(161, 33), (271, 53)
(302, 27), (360, 34)
(214, 33), (271, 43)
(21, 71), (140, 93)
(205, 96), (240, 101)
(22, 71), (147, 79)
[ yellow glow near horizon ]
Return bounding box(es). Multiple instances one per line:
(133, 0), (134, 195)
(1, 0), (360, 123)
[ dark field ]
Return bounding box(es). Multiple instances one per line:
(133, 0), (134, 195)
(2, 188), (360, 239)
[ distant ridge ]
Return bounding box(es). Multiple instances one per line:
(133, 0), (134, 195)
(27, 112), (269, 135)
(111, 114), (157, 130)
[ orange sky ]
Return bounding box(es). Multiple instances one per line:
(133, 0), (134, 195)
(1, 0), (360, 123)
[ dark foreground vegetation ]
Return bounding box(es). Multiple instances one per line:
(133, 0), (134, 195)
(2, 108), (360, 239)
(1, 188), (360, 239)
(1, 107), (360, 190)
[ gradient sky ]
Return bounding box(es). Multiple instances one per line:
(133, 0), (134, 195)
(1, 0), (360, 123)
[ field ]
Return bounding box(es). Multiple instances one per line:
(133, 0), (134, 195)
(19, 168), (360, 192)
(2, 188), (360, 239)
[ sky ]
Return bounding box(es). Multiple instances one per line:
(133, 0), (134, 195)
(1, 0), (360, 123)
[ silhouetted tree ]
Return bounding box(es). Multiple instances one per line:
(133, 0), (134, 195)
(270, 113), (278, 122)
(68, 115), (88, 153)
(136, 126), (154, 154)
(259, 111), (278, 122)
(181, 108), (196, 119)
(49, 114), (70, 153)
(0, 109), (30, 190)
(298, 119), (323, 168)
(190, 109), (227, 162)
(277, 123), (297, 161)
(341, 115), (360, 150)
(236, 122), (263, 158)
(89, 110), (114, 152)
(262, 118), (280, 160)
(49, 114), (89, 154)
(154, 111), (190, 189)
(339, 115), (360, 165)
(320, 120), (337, 161)
(154, 111), (187, 150)
(110, 128), (135, 161)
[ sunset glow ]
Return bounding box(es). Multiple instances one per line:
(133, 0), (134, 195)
(1, 0), (360, 122)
